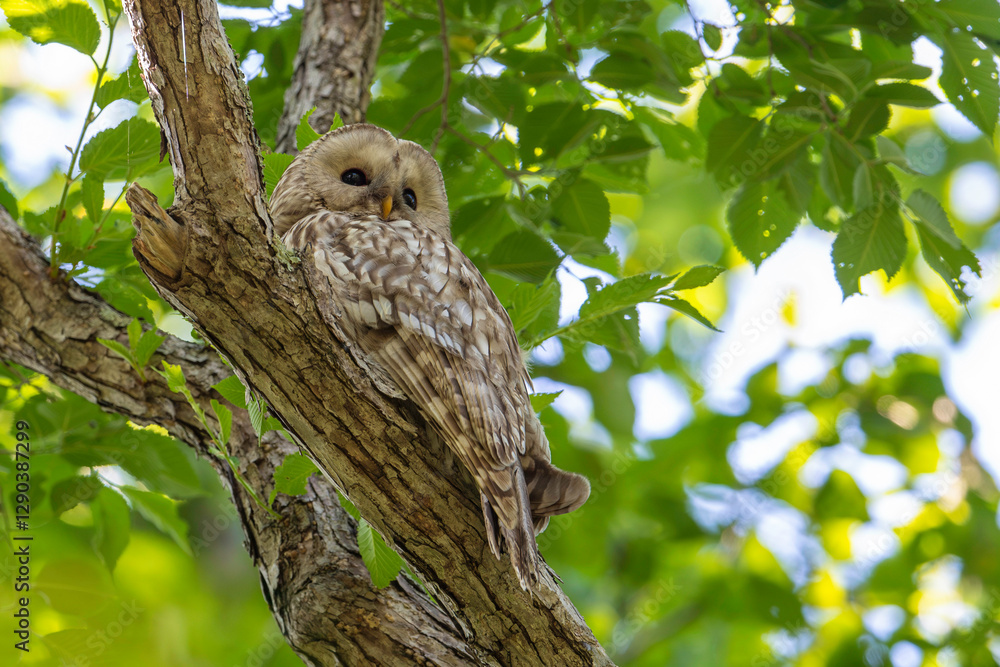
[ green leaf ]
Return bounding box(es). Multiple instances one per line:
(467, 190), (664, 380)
(118, 426), (202, 499)
(296, 108), (323, 151)
(36, 559), (116, 617)
(127, 317), (141, 352)
(579, 274), (673, 321)
(338, 491), (362, 521)
(672, 265), (725, 291)
(819, 135), (859, 209)
(0, 0), (101, 56)
(845, 100), (891, 140)
(590, 51), (654, 90)
(97, 337), (135, 366)
(915, 225), (981, 303)
(210, 399), (232, 446)
(507, 274), (560, 334)
(328, 112), (344, 132)
(101, 0), (120, 19)
(519, 102), (598, 161)
(551, 177), (611, 242)
(80, 173), (103, 226)
(121, 486), (190, 554)
(529, 391), (562, 412)
(135, 330), (165, 367)
(50, 475), (102, 515)
(906, 190), (963, 248)
(867, 61), (933, 82)
(876, 135), (913, 172)
(657, 295), (721, 331)
(0, 177), (20, 219)
(78, 117), (162, 181)
(815, 470), (869, 521)
(726, 179), (802, 268)
(212, 375), (249, 410)
(59, 425), (202, 499)
(95, 60), (147, 108)
(91, 487), (130, 571)
(832, 199), (908, 299)
(935, 0), (1000, 40)
(636, 107), (704, 161)
(864, 82), (940, 109)
(269, 453), (319, 504)
(702, 23), (723, 51)
(907, 190), (981, 302)
(247, 394), (265, 436)
(936, 29), (999, 136)
(486, 229), (560, 283)
(660, 30), (714, 72)
(853, 163), (874, 210)
(356, 518), (404, 588)
(705, 115), (764, 186)
(263, 152), (295, 200)
(158, 361), (187, 393)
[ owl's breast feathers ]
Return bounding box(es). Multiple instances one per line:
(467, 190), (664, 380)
(284, 211), (590, 589)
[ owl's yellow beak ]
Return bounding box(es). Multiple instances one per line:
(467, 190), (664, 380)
(381, 196), (393, 220)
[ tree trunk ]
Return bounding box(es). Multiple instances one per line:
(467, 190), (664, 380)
(0, 0), (614, 663)
(275, 0), (385, 153)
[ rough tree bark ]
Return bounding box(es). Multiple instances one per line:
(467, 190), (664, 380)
(0, 209), (473, 665)
(274, 0), (384, 153)
(0, 0), (614, 663)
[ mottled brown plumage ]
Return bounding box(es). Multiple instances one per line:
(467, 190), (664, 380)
(270, 124), (590, 590)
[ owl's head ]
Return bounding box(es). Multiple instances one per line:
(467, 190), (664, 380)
(269, 124), (451, 239)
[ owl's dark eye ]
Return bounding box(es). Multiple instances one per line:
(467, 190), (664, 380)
(341, 169), (367, 186)
(402, 188), (417, 210)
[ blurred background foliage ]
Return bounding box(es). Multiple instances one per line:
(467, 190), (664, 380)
(1, 0), (999, 665)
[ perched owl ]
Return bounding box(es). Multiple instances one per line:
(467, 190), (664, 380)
(269, 124), (590, 590)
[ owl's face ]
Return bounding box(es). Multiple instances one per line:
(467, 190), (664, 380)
(270, 124), (451, 239)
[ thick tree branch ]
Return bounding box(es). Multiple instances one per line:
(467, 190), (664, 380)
(275, 0), (384, 152)
(0, 207), (473, 665)
(117, 0), (613, 662)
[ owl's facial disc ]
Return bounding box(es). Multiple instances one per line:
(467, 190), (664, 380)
(336, 163), (397, 218)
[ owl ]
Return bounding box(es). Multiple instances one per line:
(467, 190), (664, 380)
(269, 124), (590, 590)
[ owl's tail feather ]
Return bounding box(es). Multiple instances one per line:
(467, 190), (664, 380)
(480, 473), (540, 592)
(523, 459), (591, 531)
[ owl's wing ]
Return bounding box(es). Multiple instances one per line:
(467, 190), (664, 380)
(285, 210), (532, 480)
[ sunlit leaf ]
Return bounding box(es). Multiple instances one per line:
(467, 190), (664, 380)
(91, 487), (130, 571)
(0, 177), (19, 219)
(832, 199), (907, 298)
(936, 28), (999, 136)
(79, 117), (162, 181)
(212, 375), (249, 409)
(727, 179), (802, 268)
(121, 486), (190, 554)
(1, 0), (100, 56)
